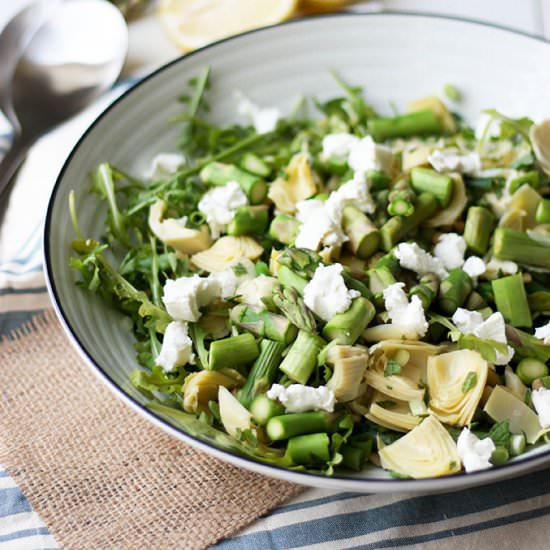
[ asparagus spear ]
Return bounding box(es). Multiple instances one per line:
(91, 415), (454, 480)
(508, 171), (540, 195)
(535, 198), (550, 224)
(528, 291), (550, 312)
(266, 411), (335, 440)
(279, 330), (326, 384)
(463, 206), (495, 255)
(322, 297), (376, 344)
(286, 433), (330, 465)
(208, 333), (259, 370)
(410, 168), (453, 207)
(367, 109), (442, 142)
(516, 358), (548, 385)
(231, 305), (298, 344)
(199, 161), (267, 204)
(368, 265), (397, 307)
(366, 170), (391, 190)
(272, 285), (317, 333)
(492, 274), (532, 327)
(465, 291), (487, 310)
(380, 192), (438, 251)
(438, 268), (473, 314)
(239, 152), (271, 178)
(239, 339), (286, 408)
(249, 394), (285, 426)
(268, 214), (300, 245)
(493, 227), (550, 268)
(340, 444), (368, 471)
(342, 206), (380, 259)
(277, 265), (308, 295)
(409, 273), (439, 309)
(227, 205), (269, 236)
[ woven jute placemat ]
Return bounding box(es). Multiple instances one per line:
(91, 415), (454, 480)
(0, 310), (304, 549)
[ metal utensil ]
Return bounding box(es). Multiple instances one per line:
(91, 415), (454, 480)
(0, 0), (128, 199)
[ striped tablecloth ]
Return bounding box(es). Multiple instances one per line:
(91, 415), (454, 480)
(2, 1), (550, 549)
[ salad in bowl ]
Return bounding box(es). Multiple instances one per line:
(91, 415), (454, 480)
(69, 67), (550, 479)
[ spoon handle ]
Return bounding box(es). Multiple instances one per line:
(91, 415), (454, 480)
(0, 135), (32, 201)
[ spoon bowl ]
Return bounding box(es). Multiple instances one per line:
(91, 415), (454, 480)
(0, 0), (128, 198)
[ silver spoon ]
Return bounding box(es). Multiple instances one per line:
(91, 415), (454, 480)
(0, 0), (128, 198)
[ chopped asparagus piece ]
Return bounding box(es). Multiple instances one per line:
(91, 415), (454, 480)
(492, 274), (532, 328)
(463, 206), (495, 255)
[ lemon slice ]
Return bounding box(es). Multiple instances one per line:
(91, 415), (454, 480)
(158, 0), (299, 51)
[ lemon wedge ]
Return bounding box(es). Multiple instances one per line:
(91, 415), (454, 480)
(158, 0), (299, 51)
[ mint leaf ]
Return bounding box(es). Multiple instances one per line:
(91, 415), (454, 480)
(462, 371), (478, 393)
(384, 359), (402, 377)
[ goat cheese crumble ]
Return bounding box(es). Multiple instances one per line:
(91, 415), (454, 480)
(433, 233), (467, 270)
(198, 180), (248, 239)
(303, 263), (360, 321)
(236, 93), (281, 134)
(534, 321), (550, 344)
(428, 149), (481, 176)
(462, 256), (486, 279)
(383, 282), (428, 338)
(237, 275), (278, 309)
(531, 387), (550, 428)
(294, 199), (346, 250)
(457, 428), (495, 473)
(162, 275), (219, 322)
(394, 242), (448, 280)
(209, 259), (256, 298)
(145, 152), (185, 180)
(452, 308), (514, 365)
(156, 321), (194, 372)
(267, 384), (335, 413)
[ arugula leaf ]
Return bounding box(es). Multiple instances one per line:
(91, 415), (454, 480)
(488, 420), (511, 448)
(384, 359), (403, 377)
(462, 371), (478, 393)
(130, 365), (185, 395)
(457, 334), (509, 363)
(482, 109), (533, 143)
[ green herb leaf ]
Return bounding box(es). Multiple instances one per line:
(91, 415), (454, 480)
(384, 359), (403, 377)
(231, 262), (248, 276)
(488, 420), (511, 448)
(377, 400), (397, 409)
(462, 371), (478, 393)
(457, 334), (509, 363)
(389, 470), (411, 479)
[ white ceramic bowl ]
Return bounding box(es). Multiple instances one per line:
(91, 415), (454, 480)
(45, 13), (550, 492)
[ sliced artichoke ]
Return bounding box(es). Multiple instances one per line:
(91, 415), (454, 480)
(363, 324), (421, 342)
(326, 345), (369, 402)
(148, 199), (212, 255)
(218, 386), (253, 438)
(508, 184), (541, 229)
(427, 349), (488, 427)
(484, 385), (542, 444)
(498, 208), (527, 231)
(407, 96), (457, 134)
(379, 415), (461, 478)
(424, 174), (467, 227)
(402, 145), (434, 172)
(529, 119), (550, 176)
(366, 392), (422, 432)
(182, 368), (244, 413)
(267, 152), (318, 214)
(504, 365), (527, 401)
(191, 236), (264, 272)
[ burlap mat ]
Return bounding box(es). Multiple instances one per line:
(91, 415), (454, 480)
(0, 310), (304, 549)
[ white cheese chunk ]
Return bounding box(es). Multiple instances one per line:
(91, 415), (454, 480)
(303, 263), (360, 321)
(237, 275), (278, 308)
(348, 136), (394, 176)
(452, 308), (514, 365)
(209, 259), (256, 299)
(383, 282), (428, 338)
(463, 256), (486, 279)
(162, 275), (218, 322)
(534, 321), (550, 345)
(531, 387), (550, 428)
(433, 233), (467, 270)
(236, 93), (281, 134)
(145, 152), (185, 180)
(156, 321), (194, 372)
(321, 132), (360, 159)
(295, 199), (347, 251)
(198, 180), (248, 239)
(325, 172), (376, 216)
(457, 428), (495, 473)
(267, 383), (335, 413)
(428, 149), (481, 175)
(484, 258), (519, 278)
(394, 242), (448, 280)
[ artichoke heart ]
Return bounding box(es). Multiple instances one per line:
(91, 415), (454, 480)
(508, 185), (541, 230)
(148, 199), (212, 255)
(530, 119), (550, 176)
(365, 340), (440, 402)
(326, 345), (368, 402)
(218, 386), (252, 438)
(424, 174), (467, 227)
(191, 236), (264, 272)
(427, 349), (488, 427)
(402, 145), (434, 172)
(366, 392), (422, 433)
(182, 368), (244, 413)
(484, 385), (542, 444)
(267, 152), (318, 214)
(379, 415), (461, 479)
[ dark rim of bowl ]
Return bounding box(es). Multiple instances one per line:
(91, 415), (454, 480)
(44, 11), (550, 489)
